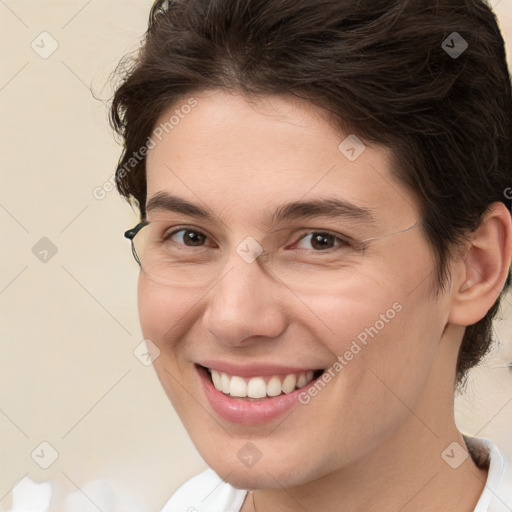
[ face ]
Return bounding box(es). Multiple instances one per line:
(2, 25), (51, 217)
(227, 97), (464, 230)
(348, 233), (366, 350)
(139, 89), (453, 489)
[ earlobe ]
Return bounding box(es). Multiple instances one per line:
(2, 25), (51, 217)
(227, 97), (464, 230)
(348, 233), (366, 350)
(448, 202), (512, 327)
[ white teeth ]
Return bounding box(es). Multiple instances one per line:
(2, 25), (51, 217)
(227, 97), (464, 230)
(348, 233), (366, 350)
(211, 370), (222, 390)
(221, 372), (230, 394)
(208, 368), (319, 398)
(247, 377), (267, 398)
(229, 376), (247, 397)
(296, 373), (307, 388)
(266, 376), (282, 397)
(281, 374), (297, 394)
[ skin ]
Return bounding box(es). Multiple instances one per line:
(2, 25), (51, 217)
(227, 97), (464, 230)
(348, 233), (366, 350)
(138, 89), (512, 512)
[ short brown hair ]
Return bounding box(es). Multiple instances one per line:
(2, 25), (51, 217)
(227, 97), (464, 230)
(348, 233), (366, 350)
(109, 0), (512, 389)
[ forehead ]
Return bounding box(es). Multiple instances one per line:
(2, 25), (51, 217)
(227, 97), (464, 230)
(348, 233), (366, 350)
(145, 89), (418, 226)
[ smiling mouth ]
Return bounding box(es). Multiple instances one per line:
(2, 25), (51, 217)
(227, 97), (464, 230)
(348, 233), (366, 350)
(198, 365), (325, 400)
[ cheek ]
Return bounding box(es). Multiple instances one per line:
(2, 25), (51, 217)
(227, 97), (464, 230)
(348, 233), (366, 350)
(302, 262), (443, 405)
(294, 286), (442, 467)
(138, 277), (167, 343)
(295, 281), (406, 360)
(137, 275), (200, 409)
(137, 274), (198, 348)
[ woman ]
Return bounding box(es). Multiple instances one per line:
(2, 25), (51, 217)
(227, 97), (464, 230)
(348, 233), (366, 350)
(110, 0), (512, 510)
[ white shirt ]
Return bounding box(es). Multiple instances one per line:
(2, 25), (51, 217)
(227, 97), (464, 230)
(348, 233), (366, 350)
(161, 436), (512, 512)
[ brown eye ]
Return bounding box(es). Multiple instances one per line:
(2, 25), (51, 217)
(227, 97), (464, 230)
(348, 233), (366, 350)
(168, 228), (208, 247)
(294, 232), (350, 251)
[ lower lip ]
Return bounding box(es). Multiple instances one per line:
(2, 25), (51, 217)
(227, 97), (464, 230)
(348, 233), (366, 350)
(197, 365), (321, 426)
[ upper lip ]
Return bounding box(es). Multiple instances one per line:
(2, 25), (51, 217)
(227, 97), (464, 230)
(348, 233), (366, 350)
(197, 360), (324, 378)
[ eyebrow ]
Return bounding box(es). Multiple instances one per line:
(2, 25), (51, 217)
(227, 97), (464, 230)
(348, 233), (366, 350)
(146, 191), (376, 226)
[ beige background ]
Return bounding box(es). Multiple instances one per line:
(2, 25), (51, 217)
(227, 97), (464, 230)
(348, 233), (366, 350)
(0, 1), (511, 510)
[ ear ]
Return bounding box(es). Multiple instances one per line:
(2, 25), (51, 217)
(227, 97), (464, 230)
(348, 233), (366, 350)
(448, 202), (512, 326)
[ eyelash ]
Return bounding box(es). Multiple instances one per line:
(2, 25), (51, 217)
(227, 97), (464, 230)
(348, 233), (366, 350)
(163, 227), (353, 252)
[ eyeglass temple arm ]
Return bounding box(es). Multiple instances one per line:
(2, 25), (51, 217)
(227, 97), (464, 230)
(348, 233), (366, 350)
(124, 221), (148, 240)
(361, 221), (420, 244)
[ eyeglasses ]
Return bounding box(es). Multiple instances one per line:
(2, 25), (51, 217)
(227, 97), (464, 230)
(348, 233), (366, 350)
(124, 218), (420, 291)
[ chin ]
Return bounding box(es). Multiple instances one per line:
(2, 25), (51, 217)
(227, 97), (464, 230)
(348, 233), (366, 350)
(200, 447), (323, 490)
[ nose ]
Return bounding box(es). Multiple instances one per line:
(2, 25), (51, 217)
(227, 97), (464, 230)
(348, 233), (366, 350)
(201, 244), (289, 346)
